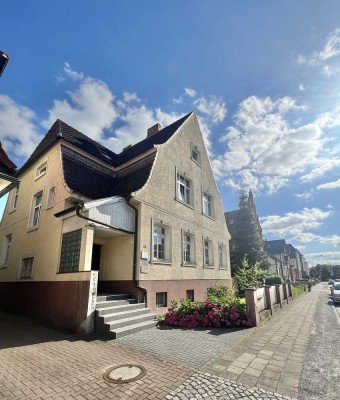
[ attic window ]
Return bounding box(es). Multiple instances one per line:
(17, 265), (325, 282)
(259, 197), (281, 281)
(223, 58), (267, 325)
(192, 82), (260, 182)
(36, 162), (47, 179)
(190, 144), (201, 166)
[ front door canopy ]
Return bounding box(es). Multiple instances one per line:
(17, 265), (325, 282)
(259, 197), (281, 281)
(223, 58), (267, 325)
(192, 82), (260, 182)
(83, 196), (135, 233)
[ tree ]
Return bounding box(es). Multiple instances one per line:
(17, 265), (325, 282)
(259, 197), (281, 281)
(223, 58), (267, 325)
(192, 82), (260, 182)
(234, 258), (267, 296)
(230, 190), (266, 275)
(312, 264), (333, 281)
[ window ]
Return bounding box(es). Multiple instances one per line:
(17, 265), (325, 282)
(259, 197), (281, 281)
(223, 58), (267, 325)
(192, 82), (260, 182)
(190, 144), (201, 166)
(9, 186), (19, 212)
(29, 191), (43, 228)
(19, 257), (34, 279)
(183, 232), (195, 265)
(186, 290), (194, 302)
(218, 243), (227, 269)
(59, 229), (82, 273)
(36, 162), (47, 179)
(176, 174), (194, 207)
(156, 292), (167, 308)
(152, 221), (172, 263)
(47, 186), (56, 208)
(0, 233), (12, 265)
(204, 238), (213, 267)
(203, 192), (213, 217)
(153, 225), (165, 260)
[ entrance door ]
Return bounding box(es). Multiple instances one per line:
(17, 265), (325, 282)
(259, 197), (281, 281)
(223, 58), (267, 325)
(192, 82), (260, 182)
(91, 244), (101, 271)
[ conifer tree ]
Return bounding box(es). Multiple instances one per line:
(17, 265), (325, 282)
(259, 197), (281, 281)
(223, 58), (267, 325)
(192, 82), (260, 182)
(230, 190), (266, 275)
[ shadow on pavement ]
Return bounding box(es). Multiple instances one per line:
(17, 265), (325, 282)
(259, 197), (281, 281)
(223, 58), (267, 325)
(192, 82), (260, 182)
(156, 323), (251, 336)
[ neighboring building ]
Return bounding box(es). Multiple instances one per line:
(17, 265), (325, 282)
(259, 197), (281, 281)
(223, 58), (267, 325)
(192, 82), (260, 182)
(265, 239), (308, 280)
(0, 112), (231, 333)
(0, 142), (19, 197)
(331, 265), (340, 279)
(225, 189), (263, 258)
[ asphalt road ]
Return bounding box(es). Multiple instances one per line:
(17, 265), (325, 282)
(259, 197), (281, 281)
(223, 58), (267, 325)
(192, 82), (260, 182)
(299, 283), (340, 400)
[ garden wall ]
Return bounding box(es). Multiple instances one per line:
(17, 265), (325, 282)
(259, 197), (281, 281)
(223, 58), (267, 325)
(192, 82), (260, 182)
(245, 282), (293, 326)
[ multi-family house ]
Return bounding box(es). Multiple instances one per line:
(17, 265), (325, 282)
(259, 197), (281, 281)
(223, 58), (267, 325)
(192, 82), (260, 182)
(0, 112), (231, 336)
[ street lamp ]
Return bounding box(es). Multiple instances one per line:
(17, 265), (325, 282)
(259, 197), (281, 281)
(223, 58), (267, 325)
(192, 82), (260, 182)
(0, 51), (9, 77)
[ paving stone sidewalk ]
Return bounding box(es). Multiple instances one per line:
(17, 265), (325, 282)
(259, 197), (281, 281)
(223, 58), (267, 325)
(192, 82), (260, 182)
(200, 290), (318, 399)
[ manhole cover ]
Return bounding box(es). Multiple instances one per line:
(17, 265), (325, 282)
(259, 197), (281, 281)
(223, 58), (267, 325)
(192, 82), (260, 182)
(103, 364), (146, 384)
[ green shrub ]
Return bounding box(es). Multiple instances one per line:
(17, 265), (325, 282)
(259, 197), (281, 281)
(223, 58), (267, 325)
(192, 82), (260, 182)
(265, 275), (284, 285)
(206, 284), (244, 310)
(292, 284), (306, 297)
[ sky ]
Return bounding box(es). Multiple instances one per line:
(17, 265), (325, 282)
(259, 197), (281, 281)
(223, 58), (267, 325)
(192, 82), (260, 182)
(1, 1), (340, 267)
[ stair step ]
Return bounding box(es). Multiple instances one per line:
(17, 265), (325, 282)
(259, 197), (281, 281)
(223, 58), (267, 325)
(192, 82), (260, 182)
(101, 308), (153, 323)
(104, 314), (155, 330)
(113, 320), (158, 339)
(96, 302), (147, 316)
(95, 299), (137, 309)
(96, 293), (134, 302)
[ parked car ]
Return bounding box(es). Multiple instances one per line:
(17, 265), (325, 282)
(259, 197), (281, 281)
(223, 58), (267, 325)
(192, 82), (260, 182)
(328, 279), (334, 286)
(331, 283), (340, 304)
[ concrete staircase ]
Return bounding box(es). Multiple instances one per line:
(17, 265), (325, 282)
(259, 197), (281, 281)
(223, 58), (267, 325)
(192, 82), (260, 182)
(95, 293), (157, 339)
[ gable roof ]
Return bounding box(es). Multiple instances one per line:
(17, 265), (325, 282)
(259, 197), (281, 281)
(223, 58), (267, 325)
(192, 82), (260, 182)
(264, 239), (286, 254)
(18, 112), (192, 175)
(0, 142), (16, 175)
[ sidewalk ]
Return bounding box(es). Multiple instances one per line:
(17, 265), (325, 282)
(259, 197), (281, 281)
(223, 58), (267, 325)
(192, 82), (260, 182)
(0, 284), (331, 399)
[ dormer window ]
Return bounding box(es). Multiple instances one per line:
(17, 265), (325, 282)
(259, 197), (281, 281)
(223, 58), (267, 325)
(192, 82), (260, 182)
(36, 162), (47, 180)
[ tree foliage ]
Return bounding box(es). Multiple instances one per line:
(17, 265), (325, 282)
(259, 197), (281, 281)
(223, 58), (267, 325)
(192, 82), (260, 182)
(230, 190), (266, 275)
(234, 258), (267, 296)
(310, 264), (333, 281)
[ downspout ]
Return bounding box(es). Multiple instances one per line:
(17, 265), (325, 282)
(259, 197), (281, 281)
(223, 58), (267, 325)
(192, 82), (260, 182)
(125, 195), (147, 306)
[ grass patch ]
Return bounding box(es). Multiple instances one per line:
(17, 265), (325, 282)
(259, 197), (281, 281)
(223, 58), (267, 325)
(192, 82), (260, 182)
(292, 284), (306, 298)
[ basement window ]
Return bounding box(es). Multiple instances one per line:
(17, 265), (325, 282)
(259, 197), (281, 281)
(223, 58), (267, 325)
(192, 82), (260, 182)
(156, 292), (167, 308)
(186, 290), (194, 302)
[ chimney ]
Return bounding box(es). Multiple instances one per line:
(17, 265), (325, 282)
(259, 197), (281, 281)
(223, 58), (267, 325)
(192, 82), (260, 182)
(147, 123), (162, 137)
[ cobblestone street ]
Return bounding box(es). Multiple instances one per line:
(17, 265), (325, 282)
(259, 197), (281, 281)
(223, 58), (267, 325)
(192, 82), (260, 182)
(0, 283), (338, 399)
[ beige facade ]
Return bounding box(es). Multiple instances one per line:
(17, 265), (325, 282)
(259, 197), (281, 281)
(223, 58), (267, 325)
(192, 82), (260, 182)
(0, 112), (231, 331)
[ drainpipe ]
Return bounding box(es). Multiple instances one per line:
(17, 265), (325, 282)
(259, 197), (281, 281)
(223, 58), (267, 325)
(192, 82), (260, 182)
(125, 196), (147, 306)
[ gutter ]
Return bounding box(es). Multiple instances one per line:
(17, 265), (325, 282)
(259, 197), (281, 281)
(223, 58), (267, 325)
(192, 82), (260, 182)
(75, 203), (134, 235)
(125, 195), (147, 306)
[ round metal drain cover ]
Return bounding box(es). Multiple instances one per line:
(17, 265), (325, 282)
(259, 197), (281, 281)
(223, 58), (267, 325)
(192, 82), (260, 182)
(103, 364), (146, 384)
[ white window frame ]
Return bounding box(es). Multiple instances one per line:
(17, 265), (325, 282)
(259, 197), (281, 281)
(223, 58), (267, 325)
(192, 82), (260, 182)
(190, 143), (201, 166)
(0, 233), (12, 266)
(9, 186), (19, 213)
(35, 161), (48, 180)
(202, 190), (214, 218)
(176, 169), (194, 208)
(203, 237), (214, 268)
(46, 186), (56, 209)
(218, 243), (227, 269)
(152, 220), (172, 264)
(28, 191), (43, 229)
(19, 256), (34, 279)
(182, 230), (196, 266)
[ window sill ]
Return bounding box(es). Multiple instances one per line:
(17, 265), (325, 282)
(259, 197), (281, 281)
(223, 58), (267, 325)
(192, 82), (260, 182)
(18, 277), (33, 280)
(27, 225), (40, 233)
(56, 271), (84, 274)
(0, 265), (7, 269)
(175, 198), (194, 210)
(190, 157), (201, 168)
(182, 263), (197, 268)
(204, 265), (215, 269)
(202, 212), (215, 221)
(152, 260), (172, 266)
(34, 171), (47, 181)
(219, 267), (228, 270)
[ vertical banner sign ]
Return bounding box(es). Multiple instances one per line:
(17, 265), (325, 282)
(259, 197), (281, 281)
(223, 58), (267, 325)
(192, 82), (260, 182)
(86, 271), (99, 334)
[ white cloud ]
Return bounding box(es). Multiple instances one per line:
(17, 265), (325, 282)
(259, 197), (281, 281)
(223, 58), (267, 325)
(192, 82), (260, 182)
(305, 251), (340, 265)
(296, 55), (306, 65)
(322, 64), (334, 77)
(212, 95), (340, 193)
(123, 92), (140, 103)
(294, 191), (313, 200)
(301, 160), (340, 181)
(299, 84), (305, 91)
(317, 28), (340, 61)
(64, 62), (84, 81)
(172, 96), (183, 104)
(184, 88), (197, 98)
(0, 95), (43, 159)
(261, 207), (331, 237)
(317, 179), (340, 190)
(193, 96), (227, 124)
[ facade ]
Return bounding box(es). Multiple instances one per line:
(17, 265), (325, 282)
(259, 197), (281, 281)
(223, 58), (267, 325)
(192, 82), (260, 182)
(264, 240), (309, 280)
(0, 112), (231, 333)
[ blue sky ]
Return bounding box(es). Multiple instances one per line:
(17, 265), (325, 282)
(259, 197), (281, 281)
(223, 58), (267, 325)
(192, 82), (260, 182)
(1, 1), (340, 266)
